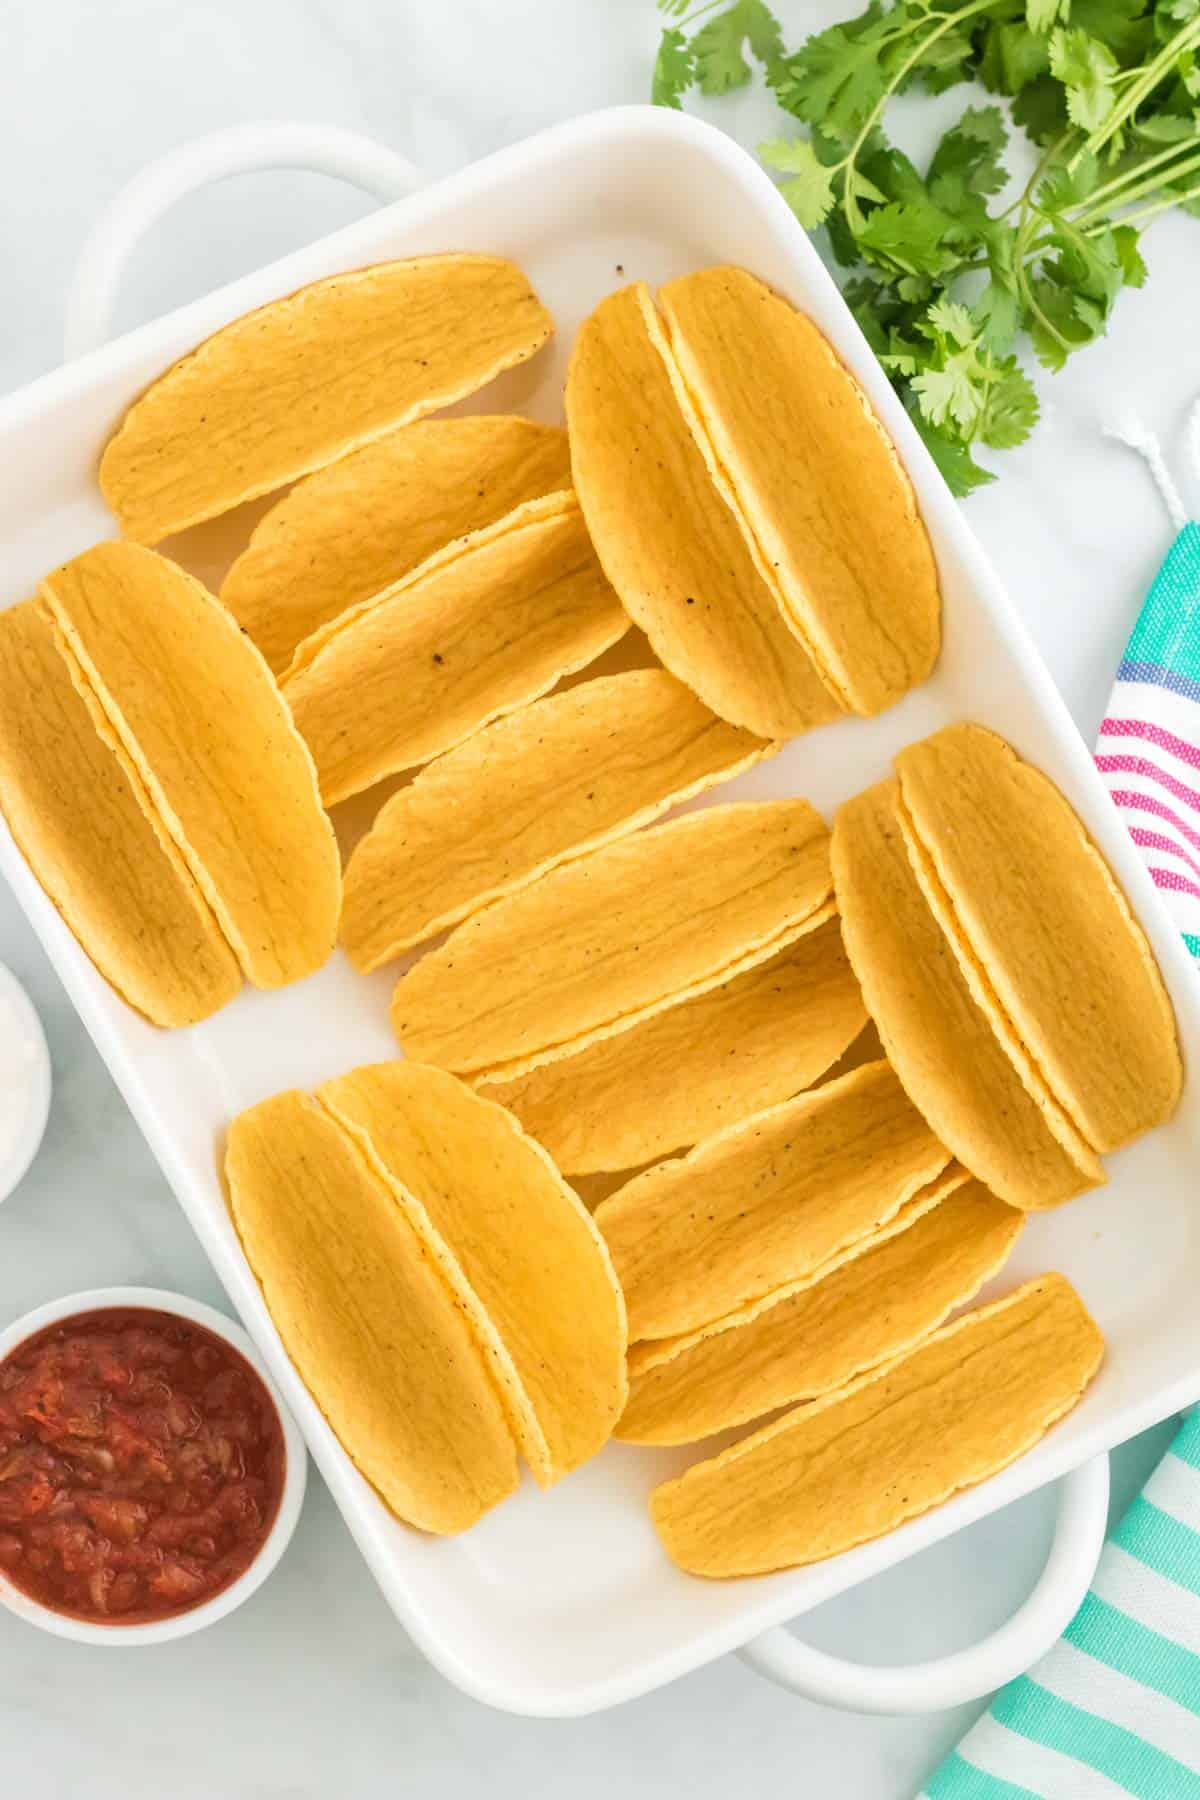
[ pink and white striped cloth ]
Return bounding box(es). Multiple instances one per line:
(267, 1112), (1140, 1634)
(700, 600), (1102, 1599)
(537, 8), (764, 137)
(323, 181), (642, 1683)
(1096, 522), (1200, 962)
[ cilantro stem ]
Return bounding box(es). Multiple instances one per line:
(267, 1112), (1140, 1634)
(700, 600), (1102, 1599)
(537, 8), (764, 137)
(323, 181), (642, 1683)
(1001, 131), (1071, 228)
(1074, 146), (1200, 226)
(1102, 178), (1200, 230)
(1070, 137), (1200, 223)
(1021, 281), (1071, 353)
(1013, 179), (1070, 352)
(1072, 16), (1200, 171)
(970, 346), (995, 447)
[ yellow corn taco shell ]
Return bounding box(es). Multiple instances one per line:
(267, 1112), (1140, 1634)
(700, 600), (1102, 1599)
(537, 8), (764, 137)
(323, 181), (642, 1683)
(831, 780), (1103, 1210)
(0, 601), (241, 1026)
(316, 1062), (627, 1487)
(100, 254), (554, 543)
(895, 723), (1180, 1151)
(594, 1059), (952, 1342)
(481, 910), (865, 1174)
(625, 1161), (972, 1380)
(40, 542), (340, 990)
(225, 1089), (518, 1534)
(222, 417), (573, 675)
(391, 797), (833, 1081)
(819, 1015), (886, 1085)
(342, 669), (772, 972)
(658, 267), (940, 715)
(282, 494), (629, 805)
(566, 282), (840, 739)
(619, 1178), (1021, 1445)
(650, 1272), (1103, 1576)
(571, 1168), (648, 1213)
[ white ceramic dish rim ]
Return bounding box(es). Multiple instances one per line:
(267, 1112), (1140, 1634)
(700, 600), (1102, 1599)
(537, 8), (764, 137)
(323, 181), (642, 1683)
(0, 964), (51, 1206)
(0, 105), (1197, 1716)
(0, 1285), (308, 1645)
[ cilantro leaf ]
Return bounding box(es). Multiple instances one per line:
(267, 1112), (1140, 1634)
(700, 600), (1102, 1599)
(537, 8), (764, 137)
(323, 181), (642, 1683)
(974, 226), (1022, 350)
(858, 141), (932, 206)
(842, 273), (902, 354)
(1012, 72), (1071, 140)
(1113, 224), (1148, 285)
(1028, 0), (1071, 34)
(1070, 0), (1152, 57)
(825, 201), (863, 266)
(760, 135), (838, 227)
(980, 360), (1041, 448)
(1026, 275), (1091, 368)
(905, 400), (997, 496)
(856, 200), (962, 274)
(928, 106), (1010, 213)
(1135, 112), (1200, 142)
(854, 138), (1000, 272)
(897, 271), (936, 302)
(1037, 149), (1100, 211)
(899, 298), (1038, 453)
(771, 13), (895, 144)
(1073, 291), (1107, 332)
(864, 140), (990, 240)
(979, 20), (1052, 95)
(1050, 27), (1119, 130)
(881, 343), (922, 377)
(1044, 215), (1124, 304)
(975, 278), (1022, 350)
(909, 24), (978, 95)
(908, 298), (993, 436)
(740, 0), (783, 58)
(652, 27), (696, 107)
(926, 297), (978, 344)
(692, 0), (784, 95)
(912, 362), (981, 433)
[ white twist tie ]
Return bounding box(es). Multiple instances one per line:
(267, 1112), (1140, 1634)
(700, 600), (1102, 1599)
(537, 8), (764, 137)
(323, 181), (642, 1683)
(1104, 398), (1200, 533)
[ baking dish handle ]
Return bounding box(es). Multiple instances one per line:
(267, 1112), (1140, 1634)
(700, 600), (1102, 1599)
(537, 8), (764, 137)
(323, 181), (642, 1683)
(737, 1452), (1109, 1714)
(63, 122), (424, 361)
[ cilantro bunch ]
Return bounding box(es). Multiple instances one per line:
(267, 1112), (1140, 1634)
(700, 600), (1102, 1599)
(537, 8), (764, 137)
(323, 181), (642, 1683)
(653, 0), (1200, 493)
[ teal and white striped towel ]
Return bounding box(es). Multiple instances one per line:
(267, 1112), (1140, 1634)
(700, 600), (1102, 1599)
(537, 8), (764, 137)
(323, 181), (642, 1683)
(919, 1412), (1200, 1798)
(1095, 412), (1200, 962)
(1096, 526), (1200, 963)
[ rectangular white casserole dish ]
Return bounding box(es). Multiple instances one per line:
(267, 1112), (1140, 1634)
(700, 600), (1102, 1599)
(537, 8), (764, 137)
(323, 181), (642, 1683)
(1, 105), (1197, 1717)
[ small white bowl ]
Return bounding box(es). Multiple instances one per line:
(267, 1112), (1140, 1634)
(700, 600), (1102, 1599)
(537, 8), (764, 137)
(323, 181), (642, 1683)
(0, 965), (51, 1205)
(0, 1286), (307, 1644)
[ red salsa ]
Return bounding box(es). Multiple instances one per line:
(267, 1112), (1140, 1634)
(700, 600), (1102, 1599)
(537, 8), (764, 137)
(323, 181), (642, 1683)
(0, 1307), (285, 1624)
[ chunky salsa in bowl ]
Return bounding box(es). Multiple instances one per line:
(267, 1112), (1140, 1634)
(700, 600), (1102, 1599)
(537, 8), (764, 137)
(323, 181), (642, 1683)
(0, 1288), (306, 1642)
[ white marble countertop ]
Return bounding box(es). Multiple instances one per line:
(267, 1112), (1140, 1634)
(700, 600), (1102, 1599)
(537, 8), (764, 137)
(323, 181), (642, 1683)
(1, 1), (1196, 1793)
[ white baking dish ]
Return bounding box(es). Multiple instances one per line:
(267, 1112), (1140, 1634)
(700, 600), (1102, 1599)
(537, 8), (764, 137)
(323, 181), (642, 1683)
(1, 107), (1197, 1719)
